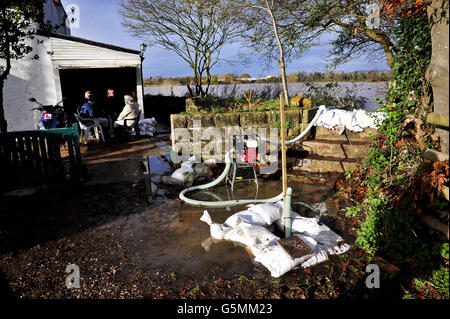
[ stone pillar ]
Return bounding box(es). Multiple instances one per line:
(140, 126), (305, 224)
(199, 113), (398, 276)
(426, 0), (449, 154)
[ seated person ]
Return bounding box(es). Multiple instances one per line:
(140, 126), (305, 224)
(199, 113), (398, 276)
(79, 94), (109, 129)
(104, 89), (122, 122)
(114, 95), (140, 128)
(84, 90), (92, 100)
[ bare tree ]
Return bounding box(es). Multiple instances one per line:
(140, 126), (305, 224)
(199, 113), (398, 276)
(233, 0), (307, 106)
(118, 0), (241, 97)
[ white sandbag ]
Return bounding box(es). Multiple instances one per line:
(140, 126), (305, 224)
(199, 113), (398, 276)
(276, 211), (350, 256)
(253, 234), (316, 278)
(301, 250), (329, 268)
(200, 204), (351, 278)
(171, 165), (194, 182)
(253, 244), (297, 277)
(296, 233), (318, 252)
(275, 211), (321, 235)
(169, 156), (200, 183)
(180, 155), (197, 168)
(322, 109), (354, 133)
(246, 202), (283, 225)
(137, 117), (158, 136)
(201, 211), (278, 249)
(200, 211), (230, 239)
(314, 107), (386, 133)
(224, 209), (268, 228)
(223, 223), (280, 252)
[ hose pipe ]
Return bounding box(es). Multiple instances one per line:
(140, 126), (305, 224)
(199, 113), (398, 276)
(178, 106), (326, 208)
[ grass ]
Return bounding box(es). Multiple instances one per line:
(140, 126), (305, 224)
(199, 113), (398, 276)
(238, 275), (258, 286)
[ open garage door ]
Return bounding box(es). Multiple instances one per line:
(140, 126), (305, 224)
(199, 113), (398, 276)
(59, 67), (137, 121)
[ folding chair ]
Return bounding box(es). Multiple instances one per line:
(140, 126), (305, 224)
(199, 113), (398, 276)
(74, 114), (105, 144)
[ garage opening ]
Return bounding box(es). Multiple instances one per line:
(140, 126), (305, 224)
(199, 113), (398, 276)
(59, 67), (137, 122)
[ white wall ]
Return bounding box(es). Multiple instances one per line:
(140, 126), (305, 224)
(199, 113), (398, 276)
(2, 0), (70, 132)
(4, 36), (58, 132)
(136, 65), (144, 119)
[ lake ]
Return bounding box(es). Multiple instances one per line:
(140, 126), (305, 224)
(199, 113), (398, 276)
(144, 82), (388, 111)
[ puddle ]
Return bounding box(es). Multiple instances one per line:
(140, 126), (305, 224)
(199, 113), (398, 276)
(101, 178), (331, 279)
(147, 155), (172, 183)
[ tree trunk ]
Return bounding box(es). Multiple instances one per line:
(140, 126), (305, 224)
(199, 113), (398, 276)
(382, 41), (394, 71)
(426, 0), (449, 154)
(187, 84), (194, 97)
(279, 58), (290, 106)
(364, 28), (395, 71)
(0, 80), (7, 133)
(204, 72), (211, 96)
(267, 3), (290, 106)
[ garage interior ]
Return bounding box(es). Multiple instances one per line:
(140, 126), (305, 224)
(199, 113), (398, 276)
(59, 67), (138, 122)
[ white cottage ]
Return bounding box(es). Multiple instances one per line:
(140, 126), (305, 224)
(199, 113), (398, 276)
(3, 0), (145, 132)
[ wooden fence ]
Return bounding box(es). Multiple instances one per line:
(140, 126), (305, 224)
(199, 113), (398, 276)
(0, 124), (84, 193)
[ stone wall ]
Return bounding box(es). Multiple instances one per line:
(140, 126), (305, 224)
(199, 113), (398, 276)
(170, 107), (319, 160)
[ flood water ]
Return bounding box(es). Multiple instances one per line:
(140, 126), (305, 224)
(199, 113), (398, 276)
(101, 178), (331, 279)
(145, 81), (387, 111)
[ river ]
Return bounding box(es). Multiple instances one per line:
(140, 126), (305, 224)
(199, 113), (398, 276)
(144, 82), (388, 111)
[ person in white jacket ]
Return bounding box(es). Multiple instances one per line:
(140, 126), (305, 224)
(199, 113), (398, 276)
(114, 95), (140, 128)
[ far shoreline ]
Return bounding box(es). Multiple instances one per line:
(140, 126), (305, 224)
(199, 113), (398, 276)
(144, 80), (390, 88)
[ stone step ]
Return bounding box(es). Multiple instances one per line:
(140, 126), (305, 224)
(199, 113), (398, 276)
(301, 139), (369, 159)
(292, 155), (361, 173)
(314, 126), (377, 142)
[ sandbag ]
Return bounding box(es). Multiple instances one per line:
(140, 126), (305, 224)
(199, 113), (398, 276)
(301, 250), (329, 268)
(253, 233), (317, 278)
(200, 210), (231, 239)
(224, 209), (268, 228)
(137, 117), (157, 136)
(167, 156), (213, 186)
(314, 107), (385, 133)
(171, 165), (194, 182)
(200, 203), (351, 278)
(275, 211), (350, 256)
(253, 244), (298, 277)
(246, 202), (283, 225)
(223, 223), (280, 252)
(201, 211), (278, 248)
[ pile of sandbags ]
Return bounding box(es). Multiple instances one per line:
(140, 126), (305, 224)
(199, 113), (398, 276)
(136, 117), (157, 136)
(314, 107), (385, 133)
(162, 156), (216, 186)
(200, 202), (350, 277)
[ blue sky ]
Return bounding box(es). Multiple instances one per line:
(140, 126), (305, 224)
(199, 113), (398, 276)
(60, 0), (389, 78)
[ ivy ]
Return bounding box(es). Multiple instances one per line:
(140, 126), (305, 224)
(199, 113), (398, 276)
(337, 13), (448, 298)
(376, 14), (432, 147)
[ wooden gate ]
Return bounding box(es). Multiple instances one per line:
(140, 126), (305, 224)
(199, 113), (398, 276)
(0, 124), (84, 192)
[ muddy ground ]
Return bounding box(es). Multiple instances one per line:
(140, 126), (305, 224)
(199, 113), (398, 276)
(0, 136), (403, 299)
